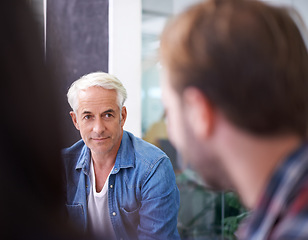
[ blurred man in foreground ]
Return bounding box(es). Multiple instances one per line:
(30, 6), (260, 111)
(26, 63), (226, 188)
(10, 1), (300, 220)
(160, 0), (308, 239)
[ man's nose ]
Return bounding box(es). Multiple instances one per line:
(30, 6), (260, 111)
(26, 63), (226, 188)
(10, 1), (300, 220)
(93, 118), (106, 134)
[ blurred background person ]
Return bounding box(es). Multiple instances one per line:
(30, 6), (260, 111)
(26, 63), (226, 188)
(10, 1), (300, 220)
(143, 112), (168, 149)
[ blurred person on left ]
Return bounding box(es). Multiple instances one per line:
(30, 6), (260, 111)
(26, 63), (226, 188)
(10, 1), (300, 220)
(0, 1), (97, 240)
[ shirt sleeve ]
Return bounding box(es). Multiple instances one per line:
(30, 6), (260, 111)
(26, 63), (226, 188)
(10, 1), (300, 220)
(137, 156), (181, 240)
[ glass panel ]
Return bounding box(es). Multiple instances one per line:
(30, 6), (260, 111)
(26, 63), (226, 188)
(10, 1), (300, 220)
(27, 0), (45, 47)
(141, 1), (247, 239)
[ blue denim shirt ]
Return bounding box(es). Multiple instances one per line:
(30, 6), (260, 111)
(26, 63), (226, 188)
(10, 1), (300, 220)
(62, 131), (180, 240)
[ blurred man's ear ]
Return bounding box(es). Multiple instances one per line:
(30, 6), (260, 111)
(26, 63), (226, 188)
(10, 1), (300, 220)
(183, 87), (215, 140)
(70, 111), (80, 130)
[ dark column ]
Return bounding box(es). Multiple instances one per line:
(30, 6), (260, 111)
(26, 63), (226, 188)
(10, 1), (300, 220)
(47, 0), (109, 147)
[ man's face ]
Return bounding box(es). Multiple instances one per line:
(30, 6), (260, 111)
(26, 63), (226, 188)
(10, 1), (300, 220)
(161, 71), (230, 190)
(70, 86), (126, 157)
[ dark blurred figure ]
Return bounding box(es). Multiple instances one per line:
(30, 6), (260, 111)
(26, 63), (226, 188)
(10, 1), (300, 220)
(0, 1), (89, 239)
(160, 0), (308, 239)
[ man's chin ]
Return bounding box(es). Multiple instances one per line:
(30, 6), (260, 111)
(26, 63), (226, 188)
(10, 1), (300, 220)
(89, 145), (110, 154)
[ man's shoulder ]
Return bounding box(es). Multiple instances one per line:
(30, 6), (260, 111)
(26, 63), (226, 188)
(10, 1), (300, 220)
(62, 139), (86, 158)
(125, 131), (169, 164)
(61, 139), (89, 172)
(270, 179), (308, 239)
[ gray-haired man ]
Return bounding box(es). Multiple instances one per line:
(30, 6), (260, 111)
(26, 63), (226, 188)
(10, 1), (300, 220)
(62, 72), (180, 240)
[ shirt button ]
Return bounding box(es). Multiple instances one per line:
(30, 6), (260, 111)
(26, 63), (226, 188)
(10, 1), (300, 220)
(110, 184), (113, 188)
(112, 212), (116, 216)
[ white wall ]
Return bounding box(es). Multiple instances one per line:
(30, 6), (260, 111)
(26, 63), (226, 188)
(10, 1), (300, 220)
(109, 0), (142, 137)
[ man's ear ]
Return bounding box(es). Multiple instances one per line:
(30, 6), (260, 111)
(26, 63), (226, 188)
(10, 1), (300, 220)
(182, 87), (215, 140)
(120, 106), (127, 128)
(70, 111), (80, 130)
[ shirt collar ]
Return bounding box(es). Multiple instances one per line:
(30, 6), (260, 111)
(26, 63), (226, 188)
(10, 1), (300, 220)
(237, 142), (308, 239)
(113, 131), (135, 174)
(75, 143), (91, 175)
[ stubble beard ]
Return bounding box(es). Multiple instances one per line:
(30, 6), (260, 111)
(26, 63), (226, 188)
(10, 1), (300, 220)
(180, 125), (233, 192)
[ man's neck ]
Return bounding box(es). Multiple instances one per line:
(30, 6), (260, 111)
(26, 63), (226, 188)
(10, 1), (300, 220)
(90, 138), (121, 192)
(91, 132), (122, 169)
(214, 118), (302, 209)
(92, 151), (117, 170)
(91, 153), (116, 193)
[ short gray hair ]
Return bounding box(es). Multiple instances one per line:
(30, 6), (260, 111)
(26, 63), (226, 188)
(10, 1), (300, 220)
(67, 72), (127, 112)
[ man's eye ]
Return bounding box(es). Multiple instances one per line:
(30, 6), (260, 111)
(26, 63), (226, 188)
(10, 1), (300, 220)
(84, 115), (92, 120)
(105, 113), (113, 118)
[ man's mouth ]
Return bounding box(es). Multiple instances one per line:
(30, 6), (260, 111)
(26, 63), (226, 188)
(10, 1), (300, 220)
(92, 136), (109, 141)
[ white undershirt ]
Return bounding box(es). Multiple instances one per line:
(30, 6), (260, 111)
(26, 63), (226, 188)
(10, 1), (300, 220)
(87, 159), (116, 239)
